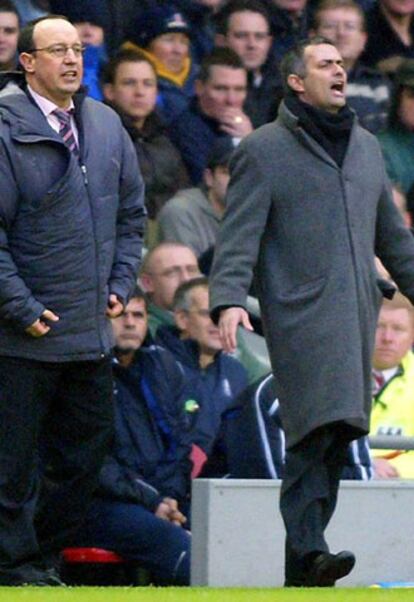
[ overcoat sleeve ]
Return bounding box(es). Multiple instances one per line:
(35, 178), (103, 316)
(209, 140), (273, 317)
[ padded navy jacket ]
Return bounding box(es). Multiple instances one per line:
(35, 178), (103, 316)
(98, 346), (194, 510)
(0, 81), (146, 360)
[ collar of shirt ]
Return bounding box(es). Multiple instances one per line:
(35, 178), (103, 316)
(27, 85), (78, 143)
(382, 366), (399, 383)
(372, 365), (400, 402)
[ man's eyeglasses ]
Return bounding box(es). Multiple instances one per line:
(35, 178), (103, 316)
(147, 266), (200, 279)
(29, 44), (85, 58)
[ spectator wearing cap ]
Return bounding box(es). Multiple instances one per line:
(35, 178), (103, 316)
(12, 0), (48, 26)
(168, 47), (252, 185)
(102, 48), (190, 243)
(173, 0), (220, 64)
(157, 137), (233, 258)
(214, 0), (283, 128)
(124, 5), (199, 126)
(259, 0), (310, 62)
(50, 1), (113, 100)
(377, 60), (414, 196)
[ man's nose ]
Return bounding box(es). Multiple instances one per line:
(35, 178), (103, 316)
(123, 314), (135, 327)
(246, 34), (256, 47)
(380, 327), (394, 342)
(225, 91), (240, 106)
(64, 48), (78, 62)
(180, 269), (194, 282)
(335, 62), (345, 76)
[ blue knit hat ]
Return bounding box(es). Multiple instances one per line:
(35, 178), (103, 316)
(51, 0), (111, 30)
(130, 6), (190, 48)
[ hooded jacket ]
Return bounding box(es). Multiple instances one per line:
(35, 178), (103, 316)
(0, 79), (146, 361)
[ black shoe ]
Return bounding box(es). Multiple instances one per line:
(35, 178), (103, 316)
(43, 567), (65, 586)
(0, 566), (65, 587)
(306, 550), (355, 587)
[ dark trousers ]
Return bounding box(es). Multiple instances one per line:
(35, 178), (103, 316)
(0, 355), (114, 577)
(81, 499), (191, 585)
(280, 423), (353, 584)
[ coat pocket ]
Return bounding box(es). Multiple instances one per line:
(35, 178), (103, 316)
(274, 275), (327, 305)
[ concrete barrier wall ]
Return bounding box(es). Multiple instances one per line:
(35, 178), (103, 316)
(191, 479), (414, 587)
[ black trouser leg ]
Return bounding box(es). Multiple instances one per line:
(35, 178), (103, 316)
(35, 358), (114, 558)
(0, 356), (60, 576)
(280, 424), (350, 585)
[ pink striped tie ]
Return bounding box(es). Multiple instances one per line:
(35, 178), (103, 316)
(53, 108), (79, 156)
(372, 370), (385, 395)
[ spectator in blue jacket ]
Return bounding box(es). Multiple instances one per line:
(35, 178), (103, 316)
(226, 373), (373, 481)
(124, 5), (199, 125)
(49, 1), (111, 100)
(82, 287), (192, 586)
(168, 47), (252, 184)
(156, 277), (248, 474)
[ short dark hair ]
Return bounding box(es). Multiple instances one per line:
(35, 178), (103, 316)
(280, 36), (336, 94)
(311, 0), (365, 31)
(0, 0), (19, 18)
(198, 47), (245, 83)
(173, 277), (208, 312)
(102, 47), (157, 86)
(215, 0), (272, 36)
(17, 14), (69, 55)
(129, 284), (149, 311)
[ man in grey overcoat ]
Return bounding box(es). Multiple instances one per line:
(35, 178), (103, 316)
(209, 36), (414, 587)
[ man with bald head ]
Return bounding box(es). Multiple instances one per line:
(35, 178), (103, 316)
(140, 242), (201, 336)
(0, 15), (146, 585)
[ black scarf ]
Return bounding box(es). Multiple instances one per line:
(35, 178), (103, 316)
(284, 93), (354, 167)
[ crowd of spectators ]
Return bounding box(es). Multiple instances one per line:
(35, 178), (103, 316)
(1, 0), (414, 587)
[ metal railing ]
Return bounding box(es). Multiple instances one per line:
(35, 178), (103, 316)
(369, 436), (414, 451)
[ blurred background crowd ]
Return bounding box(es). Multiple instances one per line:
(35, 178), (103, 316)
(1, 0), (414, 586)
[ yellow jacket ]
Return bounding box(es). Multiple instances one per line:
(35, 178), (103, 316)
(371, 351), (414, 478)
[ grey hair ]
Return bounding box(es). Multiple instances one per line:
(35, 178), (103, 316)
(173, 277), (209, 312)
(280, 36), (336, 94)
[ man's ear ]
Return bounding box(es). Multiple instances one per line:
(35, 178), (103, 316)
(174, 309), (188, 333)
(139, 273), (154, 294)
(203, 167), (213, 188)
(195, 79), (204, 97)
(214, 33), (227, 47)
(287, 73), (305, 94)
(103, 83), (115, 102)
(19, 52), (35, 73)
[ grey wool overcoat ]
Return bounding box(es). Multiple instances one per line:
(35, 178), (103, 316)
(209, 102), (414, 449)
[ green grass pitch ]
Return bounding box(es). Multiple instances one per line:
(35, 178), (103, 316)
(2, 588), (414, 602)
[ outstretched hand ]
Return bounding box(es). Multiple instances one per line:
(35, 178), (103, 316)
(218, 307), (253, 353)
